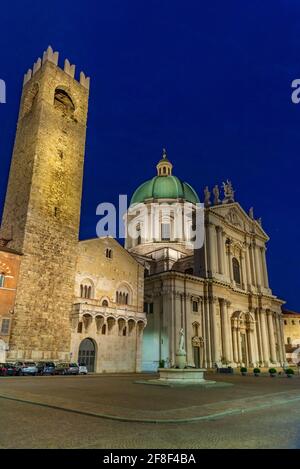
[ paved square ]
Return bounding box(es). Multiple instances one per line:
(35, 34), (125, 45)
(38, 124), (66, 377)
(1, 372), (300, 448)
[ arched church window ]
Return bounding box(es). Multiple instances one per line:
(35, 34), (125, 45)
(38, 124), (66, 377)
(116, 285), (131, 305)
(80, 280), (94, 299)
(102, 300), (108, 307)
(161, 223), (170, 241)
(101, 324), (106, 335)
(54, 88), (75, 115)
(77, 322), (83, 333)
(163, 166), (166, 174)
(232, 257), (241, 285)
(0, 273), (5, 288)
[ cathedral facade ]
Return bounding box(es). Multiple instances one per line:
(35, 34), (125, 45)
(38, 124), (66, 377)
(0, 47), (286, 372)
(126, 155), (286, 370)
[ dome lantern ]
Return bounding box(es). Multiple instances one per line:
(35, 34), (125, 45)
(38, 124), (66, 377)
(156, 148), (173, 176)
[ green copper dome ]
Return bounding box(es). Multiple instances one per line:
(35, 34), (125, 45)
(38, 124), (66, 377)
(130, 150), (200, 205)
(130, 176), (200, 205)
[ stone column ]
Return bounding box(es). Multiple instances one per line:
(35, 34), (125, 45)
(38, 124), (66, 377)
(275, 314), (283, 363)
(204, 297), (212, 367)
(260, 309), (270, 365)
(210, 297), (220, 365)
(267, 309), (277, 363)
(254, 243), (262, 288)
(232, 321), (238, 364)
(261, 247), (269, 289)
(237, 328), (242, 364)
(200, 298), (207, 367)
(247, 324), (256, 366)
(240, 252), (247, 291)
(249, 243), (257, 287)
(226, 242), (233, 282)
(245, 244), (252, 289)
(279, 317), (287, 365)
(255, 308), (263, 363)
(216, 227), (224, 274)
(221, 231), (227, 276)
(226, 301), (233, 362)
(220, 299), (230, 363)
(208, 223), (217, 276)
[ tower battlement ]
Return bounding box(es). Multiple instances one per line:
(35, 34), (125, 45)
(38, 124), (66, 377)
(23, 45), (90, 90)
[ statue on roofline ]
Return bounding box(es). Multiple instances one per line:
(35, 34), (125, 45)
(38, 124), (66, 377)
(222, 180), (235, 204)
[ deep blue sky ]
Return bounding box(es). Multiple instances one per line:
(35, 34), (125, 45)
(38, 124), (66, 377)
(0, 1), (299, 309)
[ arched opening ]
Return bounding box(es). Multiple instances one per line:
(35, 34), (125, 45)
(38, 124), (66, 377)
(78, 338), (96, 372)
(102, 299), (108, 307)
(80, 279), (94, 299)
(116, 283), (132, 305)
(128, 319), (136, 336)
(54, 88), (75, 115)
(95, 315), (104, 333)
(232, 257), (241, 285)
(105, 248), (113, 259)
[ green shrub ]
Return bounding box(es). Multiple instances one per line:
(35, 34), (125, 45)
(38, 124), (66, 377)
(253, 368), (261, 374)
(285, 368), (294, 375)
(240, 367), (247, 373)
(269, 368), (277, 375)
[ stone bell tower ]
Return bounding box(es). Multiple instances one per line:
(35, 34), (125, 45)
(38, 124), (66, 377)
(0, 46), (90, 360)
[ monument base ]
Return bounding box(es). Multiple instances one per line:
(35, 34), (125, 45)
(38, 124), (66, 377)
(157, 368), (215, 385)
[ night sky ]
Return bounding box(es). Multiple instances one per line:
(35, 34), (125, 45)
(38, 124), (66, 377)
(0, 1), (299, 309)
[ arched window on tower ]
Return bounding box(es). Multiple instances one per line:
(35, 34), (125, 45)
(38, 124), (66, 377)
(54, 88), (75, 116)
(105, 248), (113, 259)
(232, 257), (241, 285)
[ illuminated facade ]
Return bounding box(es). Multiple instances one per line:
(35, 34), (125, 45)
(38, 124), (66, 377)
(127, 153), (286, 370)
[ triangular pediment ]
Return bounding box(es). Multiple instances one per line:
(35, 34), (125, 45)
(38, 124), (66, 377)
(209, 202), (269, 240)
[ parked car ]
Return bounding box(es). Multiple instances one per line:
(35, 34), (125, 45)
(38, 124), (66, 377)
(55, 363), (79, 375)
(2, 362), (17, 376)
(36, 362), (56, 375)
(78, 363), (88, 375)
(15, 361), (38, 376)
(3, 363), (18, 376)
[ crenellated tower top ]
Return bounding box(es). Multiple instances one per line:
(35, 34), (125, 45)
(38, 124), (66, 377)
(23, 45), (90, 90)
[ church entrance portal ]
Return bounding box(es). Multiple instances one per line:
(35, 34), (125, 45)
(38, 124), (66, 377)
(78, 338), (96, 372)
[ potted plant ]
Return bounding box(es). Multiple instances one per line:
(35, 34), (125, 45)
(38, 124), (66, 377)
(240, 367), (247, 376)
(285, 368), (295, 378)
(158, 359), (165, 369)
(269, 367), (277, 377)
(253, 368), (261, 377)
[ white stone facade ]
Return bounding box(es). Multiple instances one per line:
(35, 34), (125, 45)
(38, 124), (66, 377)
(126, 158), (285, 371)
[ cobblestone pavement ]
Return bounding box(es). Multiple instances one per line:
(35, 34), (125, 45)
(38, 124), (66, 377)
(1, 372), (300, 448)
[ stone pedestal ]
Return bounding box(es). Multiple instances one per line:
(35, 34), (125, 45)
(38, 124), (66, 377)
(158, 368), (207, 383)
(175, 351), (187, 369)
